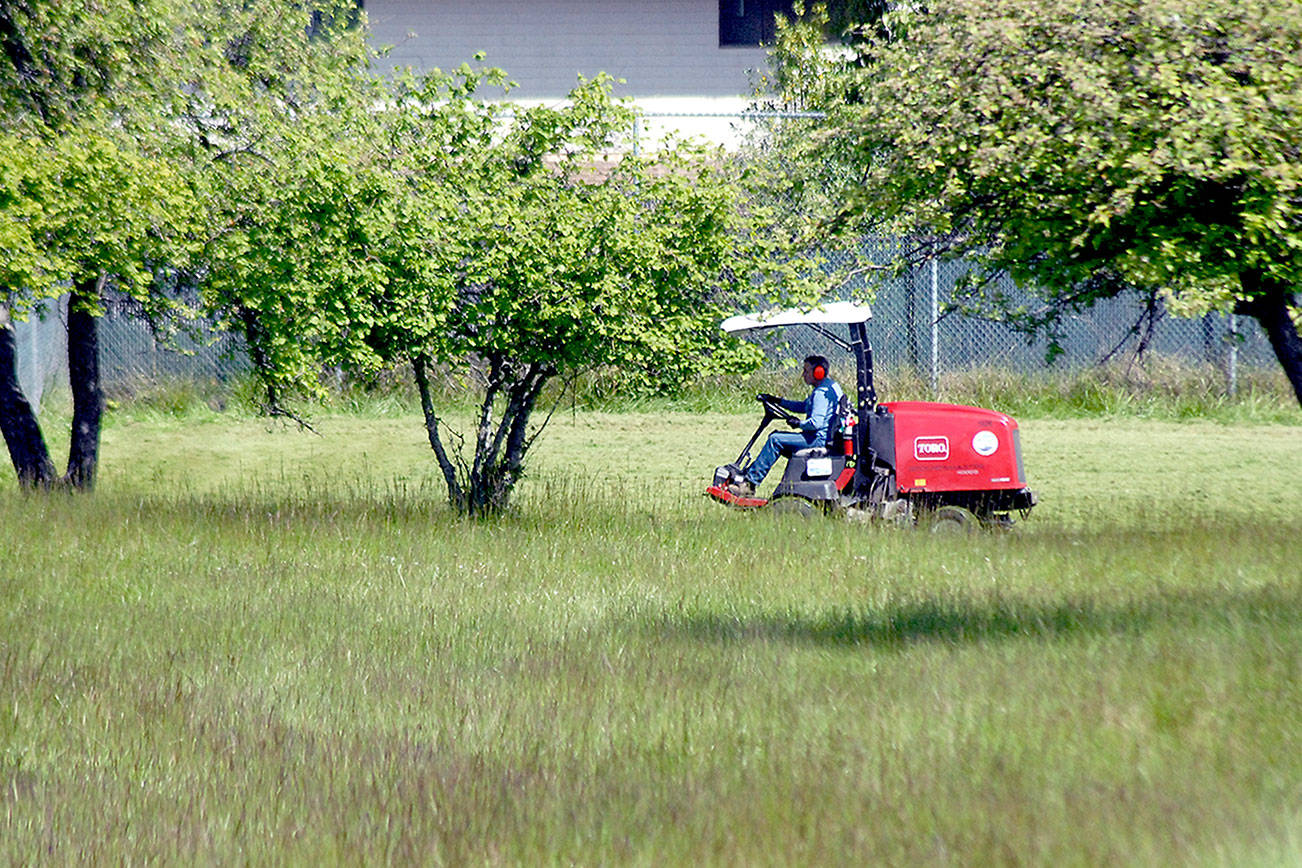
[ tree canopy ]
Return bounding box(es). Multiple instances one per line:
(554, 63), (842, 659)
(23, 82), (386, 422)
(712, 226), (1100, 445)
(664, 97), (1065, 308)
(767, 0), (1302, 403)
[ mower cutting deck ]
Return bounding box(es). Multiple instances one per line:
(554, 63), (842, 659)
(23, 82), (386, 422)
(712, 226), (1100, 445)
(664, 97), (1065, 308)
(708, 302), (1036, 528)
(705, 485), (768, 508)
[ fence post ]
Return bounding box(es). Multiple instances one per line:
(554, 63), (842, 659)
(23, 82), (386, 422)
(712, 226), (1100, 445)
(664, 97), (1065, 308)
(632, 115), (641, 157)
(25, 311), (41, 410)
(1227, 314), (1238, 398)
(930, 259), (939, 398)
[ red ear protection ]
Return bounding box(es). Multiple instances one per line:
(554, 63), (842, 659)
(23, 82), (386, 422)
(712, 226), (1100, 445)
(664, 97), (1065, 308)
(813, 364), (826, 381)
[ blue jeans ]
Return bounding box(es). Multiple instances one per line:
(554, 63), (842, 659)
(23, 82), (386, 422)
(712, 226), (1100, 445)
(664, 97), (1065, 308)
(746, 430), (819, 486)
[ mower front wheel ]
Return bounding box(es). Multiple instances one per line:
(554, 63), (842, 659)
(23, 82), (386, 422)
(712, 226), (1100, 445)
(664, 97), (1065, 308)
(769, 496), (817, 518)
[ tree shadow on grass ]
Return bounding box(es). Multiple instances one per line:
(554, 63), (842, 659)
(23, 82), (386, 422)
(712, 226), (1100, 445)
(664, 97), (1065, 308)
(650, 587), (1302, 648)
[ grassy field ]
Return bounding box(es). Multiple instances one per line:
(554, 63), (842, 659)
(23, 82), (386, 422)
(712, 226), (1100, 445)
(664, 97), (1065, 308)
(2, 404), (1300, 864)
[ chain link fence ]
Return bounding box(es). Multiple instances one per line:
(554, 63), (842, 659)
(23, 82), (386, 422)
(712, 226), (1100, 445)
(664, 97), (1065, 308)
(11, 299), (67, 411)
(774, 244), (1274, 395)
(7, 111), (1282, 407)
(13, 296), (249, 408)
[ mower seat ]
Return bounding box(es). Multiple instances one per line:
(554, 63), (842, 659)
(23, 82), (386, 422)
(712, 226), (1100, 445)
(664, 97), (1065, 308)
(791, 396), (851, 459)
(795, 433), (847, 458)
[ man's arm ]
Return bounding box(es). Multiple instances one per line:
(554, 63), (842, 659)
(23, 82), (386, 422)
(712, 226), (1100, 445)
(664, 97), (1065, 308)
(779, 395), (809, 414)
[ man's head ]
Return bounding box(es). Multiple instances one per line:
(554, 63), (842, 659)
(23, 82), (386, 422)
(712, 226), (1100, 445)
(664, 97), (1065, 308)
(803, 355), (830, 385)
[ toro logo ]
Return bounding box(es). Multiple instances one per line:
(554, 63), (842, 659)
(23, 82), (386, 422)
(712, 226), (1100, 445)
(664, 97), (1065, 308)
(914, 436), (950, 461)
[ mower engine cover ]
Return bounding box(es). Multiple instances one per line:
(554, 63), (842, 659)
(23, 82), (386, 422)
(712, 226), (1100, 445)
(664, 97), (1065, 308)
(882, 401), (1029, 495)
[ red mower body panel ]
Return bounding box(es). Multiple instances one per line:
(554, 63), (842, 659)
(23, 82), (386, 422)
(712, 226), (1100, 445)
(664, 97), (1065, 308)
(881, 401), (1029, 495)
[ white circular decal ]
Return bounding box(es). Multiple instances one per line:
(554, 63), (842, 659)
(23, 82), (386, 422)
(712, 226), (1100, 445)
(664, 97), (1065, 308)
(972, 430), (999, 457)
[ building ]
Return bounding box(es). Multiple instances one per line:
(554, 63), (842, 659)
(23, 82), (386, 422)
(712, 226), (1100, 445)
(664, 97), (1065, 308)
(364, 0), (788, 145)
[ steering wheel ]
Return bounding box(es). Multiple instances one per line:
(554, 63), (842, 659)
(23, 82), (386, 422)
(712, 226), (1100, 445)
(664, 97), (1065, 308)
(756, 393), (802, 427)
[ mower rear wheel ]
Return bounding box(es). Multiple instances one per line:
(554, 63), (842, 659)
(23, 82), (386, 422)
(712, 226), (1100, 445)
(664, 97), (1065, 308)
(928, 505), (978, 534)
(770, 497), (816, 518)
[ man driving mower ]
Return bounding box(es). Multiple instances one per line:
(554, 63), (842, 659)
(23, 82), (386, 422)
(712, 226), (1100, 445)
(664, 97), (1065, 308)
(728, 354), (845, 497)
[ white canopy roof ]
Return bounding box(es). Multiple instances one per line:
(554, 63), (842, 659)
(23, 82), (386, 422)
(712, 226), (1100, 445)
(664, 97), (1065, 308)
(720, 301), (872, 334)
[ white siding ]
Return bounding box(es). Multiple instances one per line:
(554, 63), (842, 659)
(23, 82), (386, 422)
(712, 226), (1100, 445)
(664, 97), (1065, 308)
(365, 0), (768, 100)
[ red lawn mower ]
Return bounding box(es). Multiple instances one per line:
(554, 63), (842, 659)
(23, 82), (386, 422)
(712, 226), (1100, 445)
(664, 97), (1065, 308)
(706, 302), (1037, 529)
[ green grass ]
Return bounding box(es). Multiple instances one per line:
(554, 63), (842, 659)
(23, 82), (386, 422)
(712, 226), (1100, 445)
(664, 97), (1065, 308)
(2, 406), (1300, 864)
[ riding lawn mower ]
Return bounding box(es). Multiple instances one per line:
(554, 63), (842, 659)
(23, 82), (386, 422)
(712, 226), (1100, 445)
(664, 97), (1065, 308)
(706, 302), (1037, 529)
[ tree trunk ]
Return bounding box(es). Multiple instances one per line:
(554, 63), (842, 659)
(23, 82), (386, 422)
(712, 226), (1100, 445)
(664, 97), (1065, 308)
(0, 303), (56, 488)
(412, 355), (466, 510)
(500, 368), (550, 484)
(64, 280), (105, 489)
(1237, 272), (1302, 408)
(413, 354), (556, 516)
(465, 365), (552, 516)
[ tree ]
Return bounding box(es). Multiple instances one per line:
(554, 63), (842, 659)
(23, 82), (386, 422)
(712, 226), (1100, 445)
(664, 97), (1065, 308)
(0, 0), (373, 489)
(212, 70), (807, 515)
(402, 80), (779, 514)
(0, 129), (190, 488)
(767, 0), (1302, 403)
(0, 0), (201, 488)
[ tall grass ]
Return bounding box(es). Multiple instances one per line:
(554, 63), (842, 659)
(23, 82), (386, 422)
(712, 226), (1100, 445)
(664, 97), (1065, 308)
(1, 486), (1299, 864)
(914, 360), (1299, 424)
(1, 411), (1300, 863)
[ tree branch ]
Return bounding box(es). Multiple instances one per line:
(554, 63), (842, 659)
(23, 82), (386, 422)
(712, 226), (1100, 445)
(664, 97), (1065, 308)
(1097, 290), (1164, 367)
(470, 353), (503, 485)
(413, 354), (464, 507)
(522, 367), (568, 455)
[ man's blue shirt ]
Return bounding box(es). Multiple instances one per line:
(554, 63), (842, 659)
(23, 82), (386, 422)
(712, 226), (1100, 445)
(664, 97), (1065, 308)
(779, 379), (844, 447)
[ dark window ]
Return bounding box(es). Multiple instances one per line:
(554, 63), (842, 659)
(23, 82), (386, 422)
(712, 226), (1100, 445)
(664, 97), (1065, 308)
(719, 0), (790, 47)
(307, 0), (365, 39)
(720, 2), (896, 46)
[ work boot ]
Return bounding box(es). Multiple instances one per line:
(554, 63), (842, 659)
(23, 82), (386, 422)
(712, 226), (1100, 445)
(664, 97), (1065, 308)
(728, 479), (756, 497)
